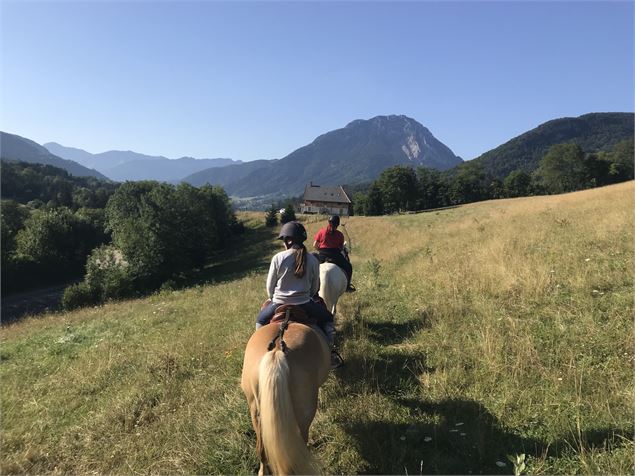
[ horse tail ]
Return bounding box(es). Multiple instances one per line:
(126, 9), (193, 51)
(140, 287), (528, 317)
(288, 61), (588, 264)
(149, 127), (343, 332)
(258, 349), (320, 475)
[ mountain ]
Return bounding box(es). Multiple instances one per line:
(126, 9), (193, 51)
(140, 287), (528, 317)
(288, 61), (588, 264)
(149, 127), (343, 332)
(44, 142), (240, 182)
(1, 132), (108, 180)
(102, 157), (239, 182)
(44, 143), (164, 170)
(182, 159), (276, 188)
(187, 115), (462, 197)
(469, 112), (635, 179)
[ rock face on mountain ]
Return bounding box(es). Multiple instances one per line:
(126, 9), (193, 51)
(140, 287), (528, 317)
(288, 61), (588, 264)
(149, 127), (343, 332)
(186, 115), (462, 197)
(469, 112), (635, 179)
(1, 132), (108, 180)
(44, 142), (240, 182)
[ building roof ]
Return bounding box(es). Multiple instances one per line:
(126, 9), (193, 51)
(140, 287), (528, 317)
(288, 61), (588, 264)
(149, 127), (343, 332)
(303, 183), (351, 204)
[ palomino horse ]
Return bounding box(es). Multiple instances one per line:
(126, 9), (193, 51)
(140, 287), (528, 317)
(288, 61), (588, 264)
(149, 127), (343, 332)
(241, 315), (330, 475)
(318, 262), (348, 315)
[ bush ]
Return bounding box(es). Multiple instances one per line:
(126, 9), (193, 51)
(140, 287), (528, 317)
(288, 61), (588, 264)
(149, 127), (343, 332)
(84, 245), (135, 301)
(62, 282), (99, 310)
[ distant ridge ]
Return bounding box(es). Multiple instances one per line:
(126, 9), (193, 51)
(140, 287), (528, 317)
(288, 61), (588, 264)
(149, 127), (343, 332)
(469, 112), (635, 178)
(44, 142), (241, 182)
(1, 132), (108, 180)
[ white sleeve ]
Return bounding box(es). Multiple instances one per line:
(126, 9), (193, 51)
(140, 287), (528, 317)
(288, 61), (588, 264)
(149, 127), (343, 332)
(266, 257), (277, 299)
(309, 255), (320, 297)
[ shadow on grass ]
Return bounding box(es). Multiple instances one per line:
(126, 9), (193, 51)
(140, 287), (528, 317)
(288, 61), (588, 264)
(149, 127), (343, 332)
(334, 348), (433, 397)
(343, 396), (632, 475)
(183, 224), (279, 286)
(364, 318), (429, 346)
(332, 306), (632, 474)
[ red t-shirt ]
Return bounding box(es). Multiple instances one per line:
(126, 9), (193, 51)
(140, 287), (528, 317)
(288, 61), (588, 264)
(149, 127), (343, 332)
(314, 227), (345, 250)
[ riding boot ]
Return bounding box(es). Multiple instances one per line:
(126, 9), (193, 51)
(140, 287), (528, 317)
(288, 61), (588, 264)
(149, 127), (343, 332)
(323, 321), (335, 347)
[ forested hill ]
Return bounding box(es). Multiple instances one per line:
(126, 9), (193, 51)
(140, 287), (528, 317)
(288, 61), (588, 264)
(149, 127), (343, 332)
(0, 132), (108, 180)
(470, 112), (635, 179)
(1, 160), (118, 209)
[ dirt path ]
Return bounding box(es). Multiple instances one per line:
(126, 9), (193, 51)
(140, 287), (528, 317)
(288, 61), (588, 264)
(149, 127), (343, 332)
(1, 282), (77, 324)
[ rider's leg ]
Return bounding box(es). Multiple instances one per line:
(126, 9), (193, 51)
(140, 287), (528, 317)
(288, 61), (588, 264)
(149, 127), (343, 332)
(255, 302), (279, 330)
(331, 252), (353, 288)
(322, 321), (335, 347)
(299, 300), (334, 344)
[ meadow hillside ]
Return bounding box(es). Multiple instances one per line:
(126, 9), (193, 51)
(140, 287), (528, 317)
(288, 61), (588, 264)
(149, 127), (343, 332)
(1, 182), (633, 475)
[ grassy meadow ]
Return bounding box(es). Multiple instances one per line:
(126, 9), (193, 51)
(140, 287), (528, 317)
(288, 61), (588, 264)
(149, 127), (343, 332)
(1, 182), (634, 475)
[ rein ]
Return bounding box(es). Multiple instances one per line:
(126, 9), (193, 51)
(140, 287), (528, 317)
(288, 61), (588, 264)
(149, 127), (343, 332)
(341, 223), (352, 253)
(267, 308), (292, 353)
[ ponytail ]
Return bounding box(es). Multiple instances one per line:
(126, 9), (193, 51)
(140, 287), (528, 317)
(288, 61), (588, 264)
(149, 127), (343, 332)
(293, 244), (307, 278)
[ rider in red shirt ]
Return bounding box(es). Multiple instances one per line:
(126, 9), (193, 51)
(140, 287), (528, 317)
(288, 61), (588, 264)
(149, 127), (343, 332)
(313, 215), (355, 292)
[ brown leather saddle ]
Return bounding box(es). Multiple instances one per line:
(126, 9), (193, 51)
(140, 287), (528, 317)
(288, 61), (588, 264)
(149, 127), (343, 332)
(271, 304), (317, 326)
(263, 302), (318, 352)
(261, 299), (319, 327)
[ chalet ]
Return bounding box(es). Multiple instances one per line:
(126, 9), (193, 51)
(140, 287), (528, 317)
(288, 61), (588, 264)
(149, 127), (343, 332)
(300, 183), (352, 216)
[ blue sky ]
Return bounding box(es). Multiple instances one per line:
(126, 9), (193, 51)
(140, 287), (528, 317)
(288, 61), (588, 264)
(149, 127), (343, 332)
(1, 1), (633, 162)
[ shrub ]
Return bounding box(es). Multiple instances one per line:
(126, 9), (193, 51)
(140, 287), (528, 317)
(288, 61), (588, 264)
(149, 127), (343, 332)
(62, 282), (99, 310)
(84, 245), (135, 301)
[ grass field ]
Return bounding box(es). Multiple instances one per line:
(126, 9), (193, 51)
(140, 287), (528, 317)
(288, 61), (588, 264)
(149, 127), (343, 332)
(1, 182), (633, 475)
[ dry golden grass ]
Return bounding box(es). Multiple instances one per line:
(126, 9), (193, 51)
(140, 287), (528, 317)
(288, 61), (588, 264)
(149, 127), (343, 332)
(2, 182), (633, 474)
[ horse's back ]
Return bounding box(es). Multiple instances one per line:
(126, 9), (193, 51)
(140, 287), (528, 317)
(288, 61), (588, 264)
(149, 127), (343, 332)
(241, 323), (330, 395)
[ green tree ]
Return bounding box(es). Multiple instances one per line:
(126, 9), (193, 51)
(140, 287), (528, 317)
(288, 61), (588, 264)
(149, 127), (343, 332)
(105, 181), (236, 290)
(607, 138), (634, 182)
(376, 166), (418, 213)
(352, 192), (367, 216)
(365, 183), (384, 216)
(15, 207), (82, 266)
(536, 143), (588, 193)
(280, 204), (296, 224)
(447, 162), (487, 205)
(503, 170), (534, 198)
(1, 200), (29, 266)
(416, 167), (447, 209)
(265, 204), (278, 227)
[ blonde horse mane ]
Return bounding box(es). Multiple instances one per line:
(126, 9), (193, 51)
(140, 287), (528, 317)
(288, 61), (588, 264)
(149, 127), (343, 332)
(258, 348), (322, 475)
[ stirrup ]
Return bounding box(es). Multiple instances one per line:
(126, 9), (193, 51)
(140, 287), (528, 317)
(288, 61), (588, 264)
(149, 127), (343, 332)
(346, 284), (356, 293)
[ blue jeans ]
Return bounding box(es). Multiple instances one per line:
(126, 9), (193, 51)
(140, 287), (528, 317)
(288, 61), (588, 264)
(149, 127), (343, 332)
(256, 299), (334, 327)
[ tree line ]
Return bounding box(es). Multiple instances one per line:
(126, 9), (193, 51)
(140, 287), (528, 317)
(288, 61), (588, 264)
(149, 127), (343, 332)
(63, 181), (240, 309)
(352, 139), (634, 215)
(1, 160), (117, 209)
(1, 161), (240, 310)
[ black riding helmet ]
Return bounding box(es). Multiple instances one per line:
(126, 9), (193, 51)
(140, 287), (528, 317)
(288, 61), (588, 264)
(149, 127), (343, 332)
(278, 221), (307, 243)
(328, 215), (340, 227)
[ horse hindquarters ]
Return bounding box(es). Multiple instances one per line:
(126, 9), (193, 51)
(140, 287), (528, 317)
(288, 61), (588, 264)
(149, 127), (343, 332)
(319, 263), (348, 315)
(258, 349), (319, 475)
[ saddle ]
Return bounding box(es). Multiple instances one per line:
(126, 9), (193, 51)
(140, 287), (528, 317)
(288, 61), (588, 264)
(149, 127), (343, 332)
(271, 304), (317, 326)
(262, 301), (319, 353)
(260, 298), (326, 327)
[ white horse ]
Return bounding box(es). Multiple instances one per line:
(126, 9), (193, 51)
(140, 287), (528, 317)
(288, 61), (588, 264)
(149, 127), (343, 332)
(318, 262), (348, 315)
